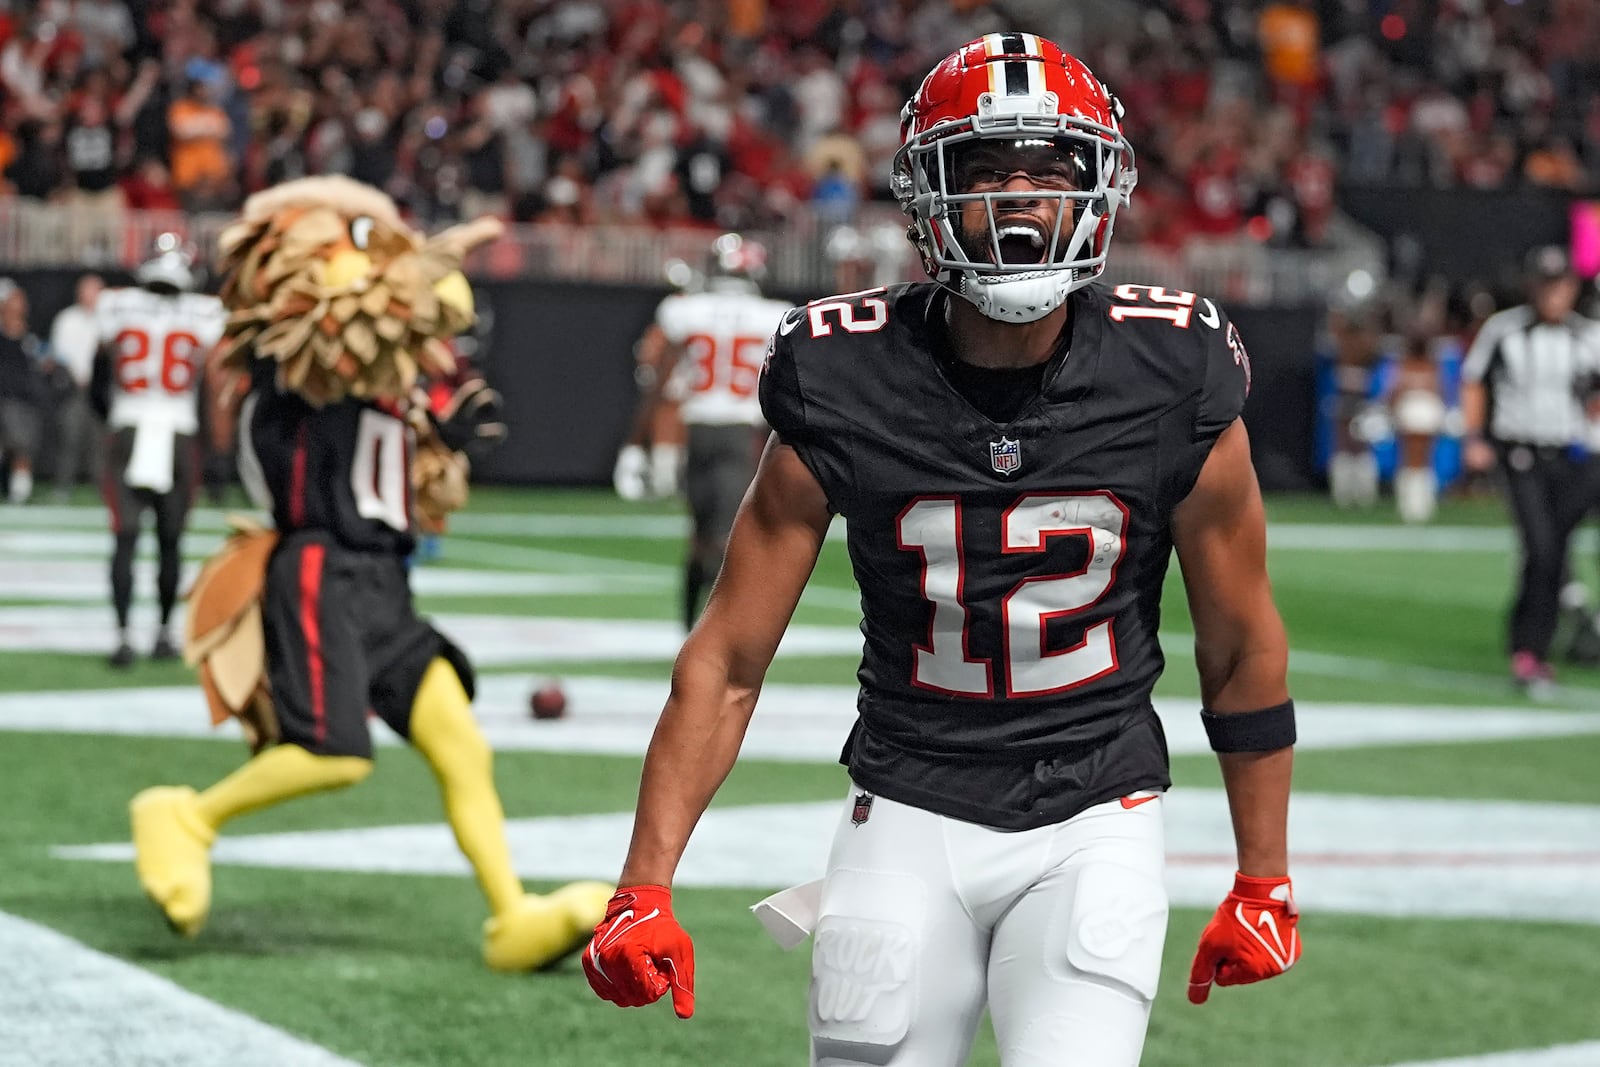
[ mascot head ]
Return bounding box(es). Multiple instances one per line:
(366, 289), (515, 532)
(215, 175), (503, 405)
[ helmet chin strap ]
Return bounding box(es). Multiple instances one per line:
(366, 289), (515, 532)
(956, 272), (1069, 323)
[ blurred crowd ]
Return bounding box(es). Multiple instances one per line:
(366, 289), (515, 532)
(0, 0), (1596, 249)
(1120, 0), (1600, 249)
(0, 272), (102, 505)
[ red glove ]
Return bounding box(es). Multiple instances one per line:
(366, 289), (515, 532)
(1188, 873), (1301, 1005)
(583, 885), (696, 1019)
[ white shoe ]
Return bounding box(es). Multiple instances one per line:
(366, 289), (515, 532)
(1395, 467), (1437, 524)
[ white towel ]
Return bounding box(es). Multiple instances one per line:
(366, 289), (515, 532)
(125, 414), (179, 493)
(749, 878), (826, 951)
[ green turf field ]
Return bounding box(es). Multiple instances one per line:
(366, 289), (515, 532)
(0, 488), (1596, 1067)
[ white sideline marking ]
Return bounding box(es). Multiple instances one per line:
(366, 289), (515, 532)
(3, 509), (1597, 702)
(0, 529), (226, 559)
(0, 504), (698, 540)
(449, 512), (691, 538)
(0, 608), (860, 663)
(1383, 1043), (1600, 1066)
(1164, 629), (1600, 705)
(54, 791), (1600, 925)
(3, 600), (1597, 707)
(0, 502), (1577, 553)
(0, 909), (363, 1067)
(1264, 524), (1540, 553)
(0, 505), (253, 531)
(0, 559), (666, 603)
(3, 678), (1598, 760)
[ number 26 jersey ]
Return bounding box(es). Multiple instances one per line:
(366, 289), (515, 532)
(759, 281), (1251, 829)
(95, 287), (225, 432)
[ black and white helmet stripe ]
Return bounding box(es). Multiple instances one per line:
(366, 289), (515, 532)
(985, 32), (1044, 99)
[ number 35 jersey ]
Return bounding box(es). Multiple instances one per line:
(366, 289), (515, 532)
(759, 281), (1251, 829)
(238, 357), (417, 556)
(657, 285), (795, 426)
(95, 287), (226, 432)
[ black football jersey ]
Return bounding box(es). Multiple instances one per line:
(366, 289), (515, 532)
(238, 357), (417, 555)
(759, 281), (1250, 829)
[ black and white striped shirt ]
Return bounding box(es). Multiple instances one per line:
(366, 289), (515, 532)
(1463, 307), (1600, 447)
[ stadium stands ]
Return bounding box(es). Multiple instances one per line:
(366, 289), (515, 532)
(0, 0), (1593, 242)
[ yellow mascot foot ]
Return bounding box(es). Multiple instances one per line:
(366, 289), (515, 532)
(482, 881), (615, 973)
(129, 786), (217, 937)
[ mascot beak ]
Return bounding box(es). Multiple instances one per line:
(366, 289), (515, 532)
(325, 248), (373, 289)
(433, 269), (475, 320)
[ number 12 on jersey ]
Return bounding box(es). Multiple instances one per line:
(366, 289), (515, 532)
(897, 492), (1128, 698)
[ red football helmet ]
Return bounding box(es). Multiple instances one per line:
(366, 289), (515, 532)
(892, 34), (1136, 322)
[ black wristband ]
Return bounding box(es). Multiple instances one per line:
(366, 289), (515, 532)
(1200, 700), (1296, 753)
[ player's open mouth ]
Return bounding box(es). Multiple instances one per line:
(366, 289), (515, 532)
(994, 222), (1049, 266)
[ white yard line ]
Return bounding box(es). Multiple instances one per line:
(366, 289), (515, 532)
(2, 503), (1579, 552)
(6, 589), (1594, 706)
(1163, 629), (1600, 707)
(0, 909), (364, 1067)
(438, 535), (683, 578)
(3, 510), (1596, 703)
(0, 608), (865, 663)
(0, 558), (667, 603)
(447, 511), (689, 537)
(1382, 1043), (1600, 1066)
(55, 790), (1600, 925)
(4, 678), (1597, 761)
(1265, 524), (1523, 552)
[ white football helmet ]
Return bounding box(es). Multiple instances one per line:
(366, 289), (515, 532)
(135, 232), (198, 293)
(705, 232), (766, 295)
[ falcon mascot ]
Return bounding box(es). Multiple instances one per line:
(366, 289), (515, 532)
(131, 175), (611, 972)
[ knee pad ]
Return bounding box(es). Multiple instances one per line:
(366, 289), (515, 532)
(1050, 862), (1168, 1003)
(809, 870), (924, 1064)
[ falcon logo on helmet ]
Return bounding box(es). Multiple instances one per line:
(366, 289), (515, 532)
(891, 34), (1137, 323)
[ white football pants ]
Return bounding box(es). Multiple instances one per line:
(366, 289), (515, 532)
(809, 785), (1168, 1067)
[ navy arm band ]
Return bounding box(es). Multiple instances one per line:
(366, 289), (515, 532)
(1200, 700), (1296, 753)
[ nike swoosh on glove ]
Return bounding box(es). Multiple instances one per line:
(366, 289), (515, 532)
(583, 884), (696, 1019)
(1188, 872), (1301, 1004)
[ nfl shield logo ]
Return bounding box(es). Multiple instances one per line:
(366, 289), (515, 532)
(851, 792), (874, 826)
(989, 437), (1021, 476)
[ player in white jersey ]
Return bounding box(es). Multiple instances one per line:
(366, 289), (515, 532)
(612, 259), (700, 503)
(636, 234), (793, 627)
(90, 237), (225, 666)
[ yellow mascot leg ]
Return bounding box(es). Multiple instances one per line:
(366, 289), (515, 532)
(131, 745), (371, 937)
(407, 657), (612, 971)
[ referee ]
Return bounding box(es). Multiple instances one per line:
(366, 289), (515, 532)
(1461, 246), (1600, 696)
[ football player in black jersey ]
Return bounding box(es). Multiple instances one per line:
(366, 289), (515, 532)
(586, 36), (1301, 1063)
(128, 176), (610, 973)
